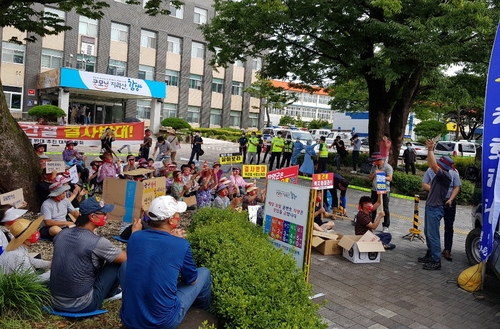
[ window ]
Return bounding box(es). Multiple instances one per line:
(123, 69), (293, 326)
(140, 30), (156, 48)
(76, 54), (96, 72)
(167, 36), (181, 54)
(252, 57), (262, 70)
(194, 7), (208, 24)
(249, 113), (258, 128)
(187, 106), (200, 124)
(231, 81), (243, 96)
(165, 69), (179, 86)
(191, 42), (204, 59)
(302, 93), (316, 103)
(210, 109), (222, 126)
(44, 7), (65, 25)
(162, 103), (177, 120)
(111, 22), (129, 42)
(79, 16), (98, 37)
(108, 59), (127, 76)
(318, 95), (331, 105)
(1, 42), (25, 64)
(41, 48), (63, 69)
(230, 111), (241, 127)
(189, 74), (202, 90)
(234, 60), (244, 67)
(136, 100), (151, 120)
(138, 65), (154, 80)
(3, 87), (22, 110)
(169, 2), (184, 18)
(211, 78), (223, 93)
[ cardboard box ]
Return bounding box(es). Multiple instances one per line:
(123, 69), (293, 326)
(102, 177), (166, 223)
(312, 231), (343, 255)
(338, 231), (385, 263)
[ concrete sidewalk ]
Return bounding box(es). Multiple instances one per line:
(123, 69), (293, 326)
(312, 188), (500, 329)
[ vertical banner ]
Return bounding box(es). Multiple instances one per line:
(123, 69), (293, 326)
(480, 22), (500, 262)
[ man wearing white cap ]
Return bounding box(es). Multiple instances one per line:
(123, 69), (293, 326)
(40, 181), (80, 240)
(120, 196), (212, 329)
(0, 205), (28, 255)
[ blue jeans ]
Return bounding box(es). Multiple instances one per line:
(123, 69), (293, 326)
(80, 262), (121, 312)
(424, 205), (444, 263)
(376, 233), (392, 246)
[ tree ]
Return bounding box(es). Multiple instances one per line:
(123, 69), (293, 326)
(244, 76), (297, 127)
(202, 0), (498, 167)
(413, 120), (448, 140)
(307, 120), (330, 130)
(295, 115), (305, 128)
(28, 105), (66, 123)
(279, 115), (296, 126)
(0, 0), (182, 209)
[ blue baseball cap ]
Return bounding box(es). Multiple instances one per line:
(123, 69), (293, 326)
(437, 156), (454, 171)
(79, 196), (115, 215)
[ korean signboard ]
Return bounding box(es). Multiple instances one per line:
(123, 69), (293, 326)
(312, 173), (333, 190)
(0, 188), (24, 208)
(376, 171), (387, 194)
(266, 165), (299, 184)
(242, 165), (267, 178)
(219, 153), (243, 165)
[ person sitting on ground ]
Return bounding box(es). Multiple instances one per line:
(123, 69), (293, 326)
(50, 196), (140, 313)
(122, 154), (137, 173)
(40, 181), (80, 240)
(37, 168), (57, 203)
(313, 195), (336, 232)
(62, 140), (86, 168)
(196, 169), (217, 209)
(1, 216), (51, 282)
(181, 164), (199, 195)
(0, 204), (28, 254)
(171, 170), (192, 201)
(230, 167), (248, 195)
(213, 185), (241, 209)
(88, 157), (103, 189)
(354, 194), (395, 250)
(97, 152), (121, 183)
(35, 143), (47, 158)
(242, 184), (266, 211)
(120, 196), (212, 329)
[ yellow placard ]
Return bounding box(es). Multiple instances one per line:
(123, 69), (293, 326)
(242, 165), (267, 178)
(219, 153), (243, 165)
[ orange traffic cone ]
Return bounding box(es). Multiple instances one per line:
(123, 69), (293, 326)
(203, 160), (208, 170)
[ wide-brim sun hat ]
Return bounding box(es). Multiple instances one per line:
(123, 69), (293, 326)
(6, 215), (44, 251)
(1, 207), (28, 223)
(368, 152), (385, 162)
(217, 184), (228, 192)
(437, 156), (454, 171)
(48, 181), (71, 197)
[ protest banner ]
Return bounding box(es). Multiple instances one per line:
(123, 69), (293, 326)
(68, 165), (79, 183)
(312, 173), (334, 190)
(242, 165), (267, 178)
(219, 152), (243, 165)
(19, 122), (144, 147)
(266, 165), (299, 184)
(376, 171), (387, 194)
(0, 188), (24, 208)
(45, 161), (66, 173)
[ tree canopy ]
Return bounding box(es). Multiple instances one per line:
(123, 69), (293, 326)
(413, 120), (448, 140)
(202, 0), (499, 166)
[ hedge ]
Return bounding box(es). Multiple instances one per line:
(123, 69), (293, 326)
(188, 208), (327, 329)
(160, 118), (191, 130)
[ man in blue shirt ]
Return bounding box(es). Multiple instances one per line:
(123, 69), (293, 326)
(120, 196), (212, 329)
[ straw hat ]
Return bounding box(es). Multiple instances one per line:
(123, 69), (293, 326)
(6, 215), (44, 251)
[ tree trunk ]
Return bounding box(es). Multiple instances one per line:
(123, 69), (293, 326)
(0, 79), (42, 211)
(366, 75), (391, 155)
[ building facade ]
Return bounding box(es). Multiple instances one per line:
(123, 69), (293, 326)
(0, 0), (263, 130)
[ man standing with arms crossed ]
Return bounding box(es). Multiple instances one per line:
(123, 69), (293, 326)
(268, 131), (284, 171)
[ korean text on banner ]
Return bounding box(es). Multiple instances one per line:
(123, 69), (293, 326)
(242, 165), (267, 178)
(45, 161), (66, 173)
(263, 180), (311, 268)
(312, 173), (334, 190)
(219, 153), (243, 165)
(0, 188), (24, 208)
(480, 22), (500, 263)
(266, 165), (299, 184)
(376, 171), (387, 194)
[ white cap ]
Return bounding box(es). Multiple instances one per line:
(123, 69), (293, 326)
(2, 207), (28, 222)
(148, 196), (187, 221)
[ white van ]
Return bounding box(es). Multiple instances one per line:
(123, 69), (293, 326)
(434, 140), (476, 158)
(309, 129), (331, 140)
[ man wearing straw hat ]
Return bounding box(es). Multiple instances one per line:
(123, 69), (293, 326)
(40, 181), (80, 240)
(1, 216), (51, 281)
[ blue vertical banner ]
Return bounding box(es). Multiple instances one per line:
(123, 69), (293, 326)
(480, 22), (500, 262)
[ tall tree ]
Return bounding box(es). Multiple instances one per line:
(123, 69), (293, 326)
(0, 0), (182, 209)
(202, 0), (498, 167)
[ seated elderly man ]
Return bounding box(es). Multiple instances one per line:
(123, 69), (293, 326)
(40, 181), (80, 240)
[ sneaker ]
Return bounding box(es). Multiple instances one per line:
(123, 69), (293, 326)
(382, 227), (389, 233)
(417, 255), (432, 263)
(423, 261), (441, 270)
(104, 288), (122, 302)
(383, 243), (396, 250)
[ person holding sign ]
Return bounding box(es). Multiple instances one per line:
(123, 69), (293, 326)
(313, 195), (336, 232)
(368, 152), (393, 233)
(417, 141), (453, 271)
(62, 140), (86, 168)
(268, 131), (284, 171)
(355, 195), (395, 250)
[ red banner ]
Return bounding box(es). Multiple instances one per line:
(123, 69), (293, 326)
(266, 165), (299, 184)
(19, 122), (145, 147)
(312, 172), (333, 190)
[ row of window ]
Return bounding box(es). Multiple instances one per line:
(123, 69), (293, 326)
(270, 106), (334, 120)
(286, 91), (332, 105)
(114, 1), (208, 24)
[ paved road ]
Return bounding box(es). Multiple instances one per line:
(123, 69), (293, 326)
(47, 138), (500, 329)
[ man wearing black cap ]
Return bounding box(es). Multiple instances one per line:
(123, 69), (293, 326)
(417, 140), (453, 270)
(368, 152), (393, 233)
(50, 196), (137, 312)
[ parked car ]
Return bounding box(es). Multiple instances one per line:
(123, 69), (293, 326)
(434, 140), (476, 158)
(309, 129), (332, 140)
(465, 204), (500, 280)
(325, 132), (352, 152)
(290, 130), (314, 146)
(398, 142), (428, 159)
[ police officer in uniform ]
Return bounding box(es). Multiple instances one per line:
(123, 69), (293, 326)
(280, 135), (294, 168)
(268, 131), (284, 171)
(316, 136), (329, 173)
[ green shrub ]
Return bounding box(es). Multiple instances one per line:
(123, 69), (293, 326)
(161, 118), (191, 130)
(456, 179), (475, 205)
(188, 209), (326, 329)
(391, 171), (425, 196)
(27, 105), (65, 122)
(0, 270), (51, 320)
(452, 157), (479, 178)
(416, 163), (429, 172)
(342, 173), (372, 189)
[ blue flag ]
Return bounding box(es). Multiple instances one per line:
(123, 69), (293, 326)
(480, 22), (500, 262)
